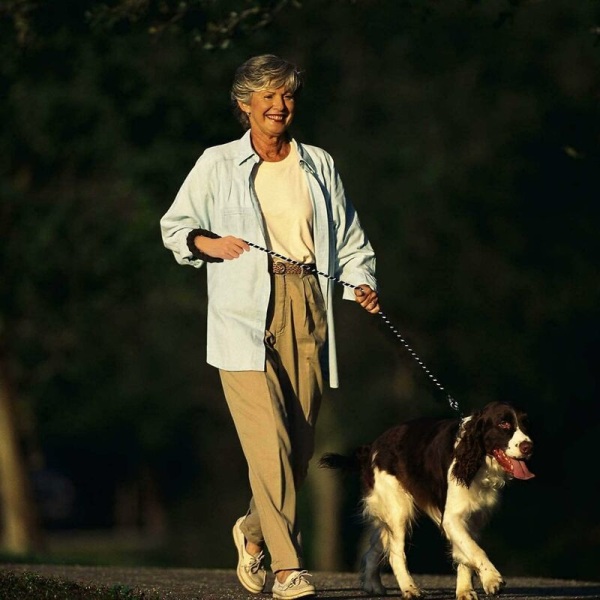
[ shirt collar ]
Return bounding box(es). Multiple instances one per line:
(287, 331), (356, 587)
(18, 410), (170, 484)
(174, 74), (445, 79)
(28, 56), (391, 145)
(236, 130), (315, 173)
(237, 130), (259, 166)
(295, 139), (316, 174)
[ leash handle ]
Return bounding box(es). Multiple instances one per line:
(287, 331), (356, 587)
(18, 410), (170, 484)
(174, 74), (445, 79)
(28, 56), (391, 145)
(244, 240), (461, 413)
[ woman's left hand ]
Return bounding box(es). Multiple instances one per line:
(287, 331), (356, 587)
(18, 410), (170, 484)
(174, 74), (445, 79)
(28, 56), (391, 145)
(354, 285), (380, 314)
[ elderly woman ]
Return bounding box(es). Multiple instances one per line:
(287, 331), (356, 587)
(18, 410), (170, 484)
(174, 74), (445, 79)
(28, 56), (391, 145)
(160, 54), (379, 599)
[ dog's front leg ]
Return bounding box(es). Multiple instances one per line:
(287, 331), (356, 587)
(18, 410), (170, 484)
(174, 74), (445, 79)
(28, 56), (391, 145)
(442, 480), (505, 597)
(442, 513), (504, 597)
(455, 564), (478, 600)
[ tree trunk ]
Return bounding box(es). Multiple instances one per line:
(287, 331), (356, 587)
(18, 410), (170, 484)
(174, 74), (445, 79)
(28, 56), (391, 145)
(0, 347), (42, 554)
(309, 398), (344, 571)
(115, 465), (168, 539)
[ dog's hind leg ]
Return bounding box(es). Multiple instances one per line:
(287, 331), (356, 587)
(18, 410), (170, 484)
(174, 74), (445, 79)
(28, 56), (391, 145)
(386, 518), (421, 599)
(366, 469), (422, 599)
(360, 524), (387, 596)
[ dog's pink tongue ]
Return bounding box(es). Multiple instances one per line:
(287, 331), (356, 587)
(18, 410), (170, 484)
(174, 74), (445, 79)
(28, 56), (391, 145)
(511, 458), (535, 480)
(492, 449), (535, 480)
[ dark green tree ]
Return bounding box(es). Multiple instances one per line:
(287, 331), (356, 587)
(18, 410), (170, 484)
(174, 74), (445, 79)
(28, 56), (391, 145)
(1, 0), (598, 579)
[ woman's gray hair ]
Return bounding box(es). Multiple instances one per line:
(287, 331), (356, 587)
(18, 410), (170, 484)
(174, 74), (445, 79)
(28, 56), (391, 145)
(231, 54), (304, 130)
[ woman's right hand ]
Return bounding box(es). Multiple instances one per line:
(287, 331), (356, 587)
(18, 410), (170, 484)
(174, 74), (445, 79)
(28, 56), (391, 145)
(194, 235), (250, 260)
(354, 285), (380, 314)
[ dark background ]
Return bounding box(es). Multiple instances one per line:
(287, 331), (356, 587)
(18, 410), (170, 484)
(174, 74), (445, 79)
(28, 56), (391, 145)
(1, 0), (599, 583)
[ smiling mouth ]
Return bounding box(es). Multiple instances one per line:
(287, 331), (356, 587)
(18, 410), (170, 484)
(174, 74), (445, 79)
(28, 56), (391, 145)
(491, 448), (535, 480)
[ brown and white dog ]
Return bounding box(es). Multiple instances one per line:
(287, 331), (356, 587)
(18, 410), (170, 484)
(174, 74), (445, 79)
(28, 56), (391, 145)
(319, 401), (535, 600)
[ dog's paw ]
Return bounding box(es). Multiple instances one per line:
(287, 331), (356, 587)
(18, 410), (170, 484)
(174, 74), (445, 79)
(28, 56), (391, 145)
(361, 578), (387, 596)
(479, 567), (505, 596)
(401, 586), (422, 599)
(456, 590), (479, 600)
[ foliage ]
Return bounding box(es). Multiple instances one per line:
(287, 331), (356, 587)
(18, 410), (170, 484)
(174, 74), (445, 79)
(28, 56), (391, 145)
(1, 0), (299, 49)
(2, 0), (573, 50)
(1, 0), (599, 582)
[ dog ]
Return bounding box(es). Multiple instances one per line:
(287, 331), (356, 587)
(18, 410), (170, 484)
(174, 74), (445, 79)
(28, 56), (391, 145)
(319, 401), (535, 600)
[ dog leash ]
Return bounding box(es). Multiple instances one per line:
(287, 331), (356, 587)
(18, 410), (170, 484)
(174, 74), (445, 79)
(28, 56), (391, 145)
(244, 240), (461, 414)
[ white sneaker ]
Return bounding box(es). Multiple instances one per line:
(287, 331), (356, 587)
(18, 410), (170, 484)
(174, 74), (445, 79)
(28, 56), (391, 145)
(232, 517), (267, 593)
(272, 570), (315, 600)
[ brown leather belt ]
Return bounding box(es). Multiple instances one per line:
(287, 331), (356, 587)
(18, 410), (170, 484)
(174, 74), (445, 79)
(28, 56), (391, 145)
(271, 262), (315, 275)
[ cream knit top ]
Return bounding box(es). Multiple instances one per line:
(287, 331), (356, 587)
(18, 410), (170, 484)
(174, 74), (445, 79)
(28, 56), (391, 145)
(253, 141), (316, 264)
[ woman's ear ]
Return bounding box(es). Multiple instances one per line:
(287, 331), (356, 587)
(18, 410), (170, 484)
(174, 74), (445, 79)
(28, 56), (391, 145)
(237, 99), (250, 115)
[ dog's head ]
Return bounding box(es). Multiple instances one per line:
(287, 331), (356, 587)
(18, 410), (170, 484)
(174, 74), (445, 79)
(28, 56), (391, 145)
(452, 401), (535, 487)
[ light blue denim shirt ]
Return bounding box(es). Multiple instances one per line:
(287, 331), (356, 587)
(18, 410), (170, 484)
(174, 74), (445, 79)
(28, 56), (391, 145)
(160, 130), (377, 388)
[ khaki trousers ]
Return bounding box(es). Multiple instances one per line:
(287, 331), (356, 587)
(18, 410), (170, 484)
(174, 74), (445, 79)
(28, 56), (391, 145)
(219, 269), (327, 573)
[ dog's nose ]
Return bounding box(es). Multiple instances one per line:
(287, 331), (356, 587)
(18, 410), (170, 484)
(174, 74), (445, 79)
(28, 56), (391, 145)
(519, 440), (533, 456)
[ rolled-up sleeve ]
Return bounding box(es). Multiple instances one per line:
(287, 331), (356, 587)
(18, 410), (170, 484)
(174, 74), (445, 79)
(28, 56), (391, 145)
(160, 155), (214, 268)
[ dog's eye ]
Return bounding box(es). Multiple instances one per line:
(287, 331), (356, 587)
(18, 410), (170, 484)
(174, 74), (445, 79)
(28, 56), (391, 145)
(498, 420), (512, 430)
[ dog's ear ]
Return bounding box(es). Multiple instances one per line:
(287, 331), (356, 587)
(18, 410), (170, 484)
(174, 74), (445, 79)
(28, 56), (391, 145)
(452, 411), (487, 487)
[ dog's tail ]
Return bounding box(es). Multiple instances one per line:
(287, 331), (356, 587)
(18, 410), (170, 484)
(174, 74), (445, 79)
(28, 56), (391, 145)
(319, 444), (372, 473)
(319, 452), (357, 471)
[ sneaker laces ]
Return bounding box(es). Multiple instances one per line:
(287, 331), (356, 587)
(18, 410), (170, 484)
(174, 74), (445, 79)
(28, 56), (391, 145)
(287, 570), (311, 587)
(247, 551), (265, 574)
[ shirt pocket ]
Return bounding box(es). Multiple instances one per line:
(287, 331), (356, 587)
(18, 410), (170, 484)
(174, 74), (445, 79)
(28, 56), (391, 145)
(219, 206), (261, 237)
(222, 206), (255, 216)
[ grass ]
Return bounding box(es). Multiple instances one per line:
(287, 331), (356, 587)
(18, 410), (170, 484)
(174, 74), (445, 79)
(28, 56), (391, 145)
(0, 570), (160, 599)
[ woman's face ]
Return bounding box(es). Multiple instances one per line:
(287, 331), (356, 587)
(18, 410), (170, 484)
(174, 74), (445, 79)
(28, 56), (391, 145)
(238, 85), (296, 138)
